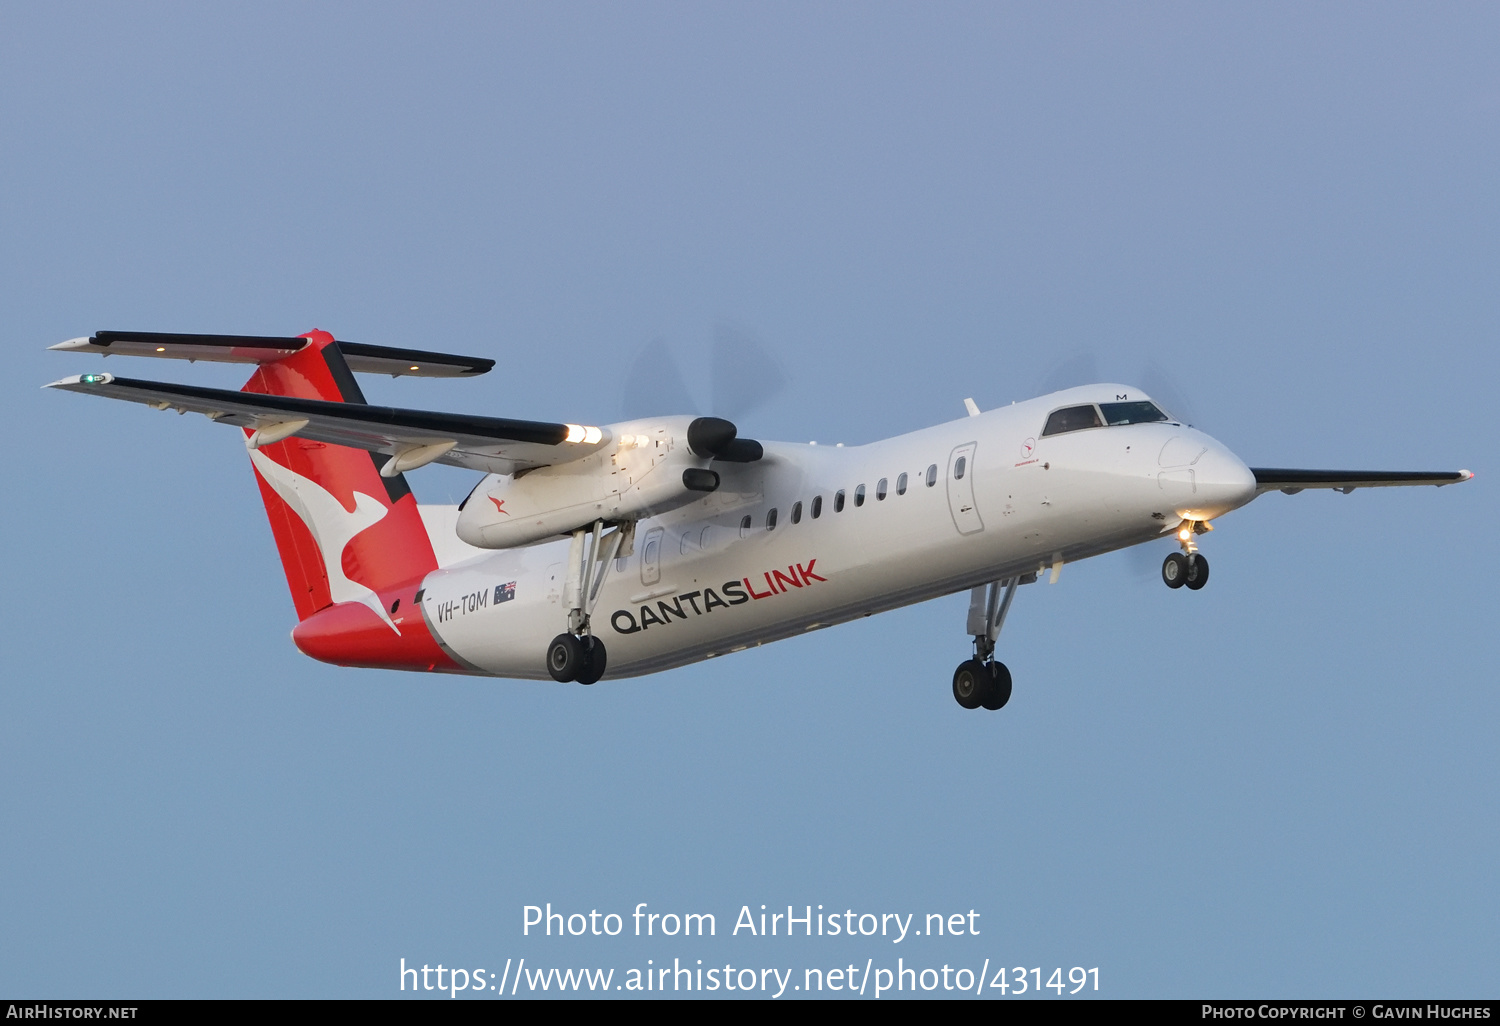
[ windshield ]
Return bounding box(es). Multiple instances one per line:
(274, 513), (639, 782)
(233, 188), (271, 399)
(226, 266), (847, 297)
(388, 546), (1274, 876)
(1099, 401), (1169, 426)
(1041, 404), (1104, 436)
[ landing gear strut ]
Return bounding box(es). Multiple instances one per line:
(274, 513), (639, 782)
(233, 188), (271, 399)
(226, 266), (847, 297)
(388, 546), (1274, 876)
(1162, 521), (1211, 591)
(545, 520), (632, 684)
(953, 575), (1028, 711)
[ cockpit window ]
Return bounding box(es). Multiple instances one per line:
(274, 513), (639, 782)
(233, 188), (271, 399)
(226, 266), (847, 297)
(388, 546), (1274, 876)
(1100, 401), (1169, 426)
(1042, 404), (1103, 436)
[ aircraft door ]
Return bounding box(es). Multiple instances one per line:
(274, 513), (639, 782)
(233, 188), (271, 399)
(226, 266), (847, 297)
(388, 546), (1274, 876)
(947, 442), (984, 535)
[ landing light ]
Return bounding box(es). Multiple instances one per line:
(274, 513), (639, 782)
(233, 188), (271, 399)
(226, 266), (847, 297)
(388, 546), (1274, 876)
(155, 346), (166, 352)
(1178, 526), (1193, 541)
(564, 424), (603, 445)
(409, 365), (419, 371)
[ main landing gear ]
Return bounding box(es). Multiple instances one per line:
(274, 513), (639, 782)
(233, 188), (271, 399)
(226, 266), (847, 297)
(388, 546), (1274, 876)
(953, 659), (1012, 711)
(953, 575), (1030, 711)
(1161, 520), (1211, 591)
(547, 632), (607, 685)
(546, 519), (632, 684)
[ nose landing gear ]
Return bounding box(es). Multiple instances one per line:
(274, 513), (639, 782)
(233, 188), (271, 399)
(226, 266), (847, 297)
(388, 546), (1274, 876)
(1162, 520), (1211, 591)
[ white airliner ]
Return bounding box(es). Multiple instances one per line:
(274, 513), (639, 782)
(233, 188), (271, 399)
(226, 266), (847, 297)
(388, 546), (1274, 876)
(48, 330), (1472, 710)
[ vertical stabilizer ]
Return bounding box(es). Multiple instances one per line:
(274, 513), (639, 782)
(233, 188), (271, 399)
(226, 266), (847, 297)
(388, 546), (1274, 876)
(242, 330), (440, 620)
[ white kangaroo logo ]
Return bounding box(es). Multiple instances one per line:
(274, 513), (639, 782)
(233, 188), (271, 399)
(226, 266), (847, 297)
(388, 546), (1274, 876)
(248, 447), (400, 634)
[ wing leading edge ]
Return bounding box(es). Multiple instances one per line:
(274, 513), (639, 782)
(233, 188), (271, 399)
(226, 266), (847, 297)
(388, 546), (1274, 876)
(47, 373), (608, 475)
(1251, 468), (1473, 494)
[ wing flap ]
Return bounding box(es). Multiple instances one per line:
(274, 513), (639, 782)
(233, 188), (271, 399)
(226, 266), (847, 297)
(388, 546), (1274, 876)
(47, 373), (607, 474)
(1251, 468), (1473, 494)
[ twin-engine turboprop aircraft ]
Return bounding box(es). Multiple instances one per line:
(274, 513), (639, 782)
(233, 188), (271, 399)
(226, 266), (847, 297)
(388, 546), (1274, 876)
(48, 330), (1472, 710)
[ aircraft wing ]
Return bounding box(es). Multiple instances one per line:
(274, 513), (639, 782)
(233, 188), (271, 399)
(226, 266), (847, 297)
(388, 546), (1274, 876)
(1251, 468), (1473, 494)
(50, 330), (495, 378)
(47, 373), (609, 475)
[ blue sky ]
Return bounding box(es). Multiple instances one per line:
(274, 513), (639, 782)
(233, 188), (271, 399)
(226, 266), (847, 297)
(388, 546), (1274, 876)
(1, 2), (1495, 998)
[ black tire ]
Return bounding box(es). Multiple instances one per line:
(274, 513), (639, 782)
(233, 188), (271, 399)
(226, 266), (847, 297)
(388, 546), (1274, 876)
(981, 661), (1013, 710)
(952, 660), (989, 710)
(1185, 553), (1210, 590)
(1162, 552), (1188, 589)
(546, 633), (584, 682)
(574, 637), (608, 685)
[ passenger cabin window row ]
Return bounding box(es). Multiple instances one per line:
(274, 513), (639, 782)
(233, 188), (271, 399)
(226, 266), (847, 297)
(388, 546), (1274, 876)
(738, 461), (942, 534)
(1042, 401), (1170, 437)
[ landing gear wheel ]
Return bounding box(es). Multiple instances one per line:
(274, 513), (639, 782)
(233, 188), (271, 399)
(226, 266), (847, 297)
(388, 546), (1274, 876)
(952, 660), (989, 710)
(573, 637), (608, 685)
(1184, 553), (1209, 591)
(1162, 552), (1188, 589)
(546, 633), (585, 682)
(981, 661), (1013, 710)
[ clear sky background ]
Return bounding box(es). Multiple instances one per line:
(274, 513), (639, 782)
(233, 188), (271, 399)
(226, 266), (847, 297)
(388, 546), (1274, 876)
(1, 2), (1496, 999)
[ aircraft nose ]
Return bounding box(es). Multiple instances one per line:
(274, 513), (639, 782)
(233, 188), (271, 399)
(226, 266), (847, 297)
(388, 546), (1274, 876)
(1179, 443), (1257, 520)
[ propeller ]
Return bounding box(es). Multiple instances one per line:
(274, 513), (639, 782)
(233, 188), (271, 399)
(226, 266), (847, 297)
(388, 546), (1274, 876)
(618, 322), (787, 462)
(711, 323), (787, 422)
(1137, 358), (1200, 429)
(1032, 350), (1202, 428)
(1035, 351), (1101, 397)
(619, 338), (698, 423)
(620, 322), (787, 422)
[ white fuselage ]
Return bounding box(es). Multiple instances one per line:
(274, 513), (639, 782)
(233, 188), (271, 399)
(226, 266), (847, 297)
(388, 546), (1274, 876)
(414, 386), (1258, 679)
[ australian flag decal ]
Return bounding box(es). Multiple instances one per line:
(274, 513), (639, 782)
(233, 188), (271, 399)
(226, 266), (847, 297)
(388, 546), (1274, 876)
(494, 581), (516, 604)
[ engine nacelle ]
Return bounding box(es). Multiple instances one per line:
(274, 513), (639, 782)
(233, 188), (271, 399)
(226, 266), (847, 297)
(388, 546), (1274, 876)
(455, 417), (723, 549)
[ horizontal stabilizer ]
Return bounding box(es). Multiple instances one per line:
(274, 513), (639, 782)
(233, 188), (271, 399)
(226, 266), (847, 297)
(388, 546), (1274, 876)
(50, 331), (494, 378)
(1251, 468), (1473, 494)
(48, 373), (607, 475)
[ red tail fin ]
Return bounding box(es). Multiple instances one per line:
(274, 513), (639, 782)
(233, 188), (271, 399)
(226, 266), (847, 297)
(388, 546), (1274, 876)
(243, 330), (462, 672)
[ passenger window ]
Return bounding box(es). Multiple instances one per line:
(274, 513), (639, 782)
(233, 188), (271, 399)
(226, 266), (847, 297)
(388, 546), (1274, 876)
(811, 495), (822, 518)
(834, 489), (846, 513)
(877, 478), (888, 500)
(954, 456), (966, 480)
(740, 514), (752, 538)
(791, 501), (803, 524)
(767, 508), (778, 531)
(897, 472), (908, 495)
(855, 484), (866, 507)
(926, 464), (937, 487)
(700, 526), (712, 550)
(1042, 404), (1103, 436)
